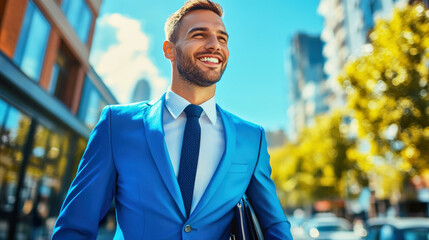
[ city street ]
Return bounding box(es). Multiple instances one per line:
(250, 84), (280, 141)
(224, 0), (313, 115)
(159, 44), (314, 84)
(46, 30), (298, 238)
(1, 0), (429, 239)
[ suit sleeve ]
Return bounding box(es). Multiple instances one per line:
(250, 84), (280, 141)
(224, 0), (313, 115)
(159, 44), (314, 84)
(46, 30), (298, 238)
(52, 106), (117, 239)
(245, 127), (293, 240)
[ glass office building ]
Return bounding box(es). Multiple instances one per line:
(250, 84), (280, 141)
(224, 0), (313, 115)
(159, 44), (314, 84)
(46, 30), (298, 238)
(288, 33), (328, 138)
(0, 0), (117, 239)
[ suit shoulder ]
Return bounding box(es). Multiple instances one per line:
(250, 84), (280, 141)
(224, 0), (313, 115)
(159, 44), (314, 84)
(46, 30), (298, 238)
(107, 101), (151, 116)
(220, 107), (263, 133)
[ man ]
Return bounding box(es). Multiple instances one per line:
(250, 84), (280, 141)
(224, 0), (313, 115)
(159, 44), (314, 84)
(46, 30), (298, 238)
(52, 0), (293, 239)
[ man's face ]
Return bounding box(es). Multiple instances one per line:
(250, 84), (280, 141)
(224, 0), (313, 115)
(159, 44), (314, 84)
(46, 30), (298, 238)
(173, 9), (229, 87)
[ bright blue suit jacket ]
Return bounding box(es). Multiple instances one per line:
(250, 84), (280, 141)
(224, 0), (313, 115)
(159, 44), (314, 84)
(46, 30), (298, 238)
(52, 95), (292, 239)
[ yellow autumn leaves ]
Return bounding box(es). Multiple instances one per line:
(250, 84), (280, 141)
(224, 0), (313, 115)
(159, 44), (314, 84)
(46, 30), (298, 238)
(271, 3), (429, 206)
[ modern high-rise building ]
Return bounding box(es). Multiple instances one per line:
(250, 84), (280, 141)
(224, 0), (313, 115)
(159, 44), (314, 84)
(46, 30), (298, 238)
(0, 0), (117, 239)
(131, 78), (152, 102)
(318, 0), (402, 109)
(288, 33), (327, 138)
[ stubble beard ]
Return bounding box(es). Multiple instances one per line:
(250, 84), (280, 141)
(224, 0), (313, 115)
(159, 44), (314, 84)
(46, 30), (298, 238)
(176, 48), (227, 87)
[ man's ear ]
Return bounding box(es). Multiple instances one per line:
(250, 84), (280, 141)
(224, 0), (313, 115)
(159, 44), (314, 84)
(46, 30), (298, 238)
(163, 41), (176, 60)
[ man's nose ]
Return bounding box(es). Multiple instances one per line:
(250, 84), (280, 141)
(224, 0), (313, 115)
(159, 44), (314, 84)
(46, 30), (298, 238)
(205, 35), (220, 51)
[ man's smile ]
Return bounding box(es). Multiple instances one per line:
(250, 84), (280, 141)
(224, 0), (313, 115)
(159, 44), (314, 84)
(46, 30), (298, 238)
(197, 55), (223, 67)
(199, 56), (219, 64)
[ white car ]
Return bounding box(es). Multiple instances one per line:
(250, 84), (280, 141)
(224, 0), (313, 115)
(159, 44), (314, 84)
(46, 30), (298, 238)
(302, 214), (362, 240)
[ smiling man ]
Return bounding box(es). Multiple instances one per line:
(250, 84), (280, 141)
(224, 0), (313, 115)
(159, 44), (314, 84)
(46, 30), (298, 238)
(52, 1), (292, 239)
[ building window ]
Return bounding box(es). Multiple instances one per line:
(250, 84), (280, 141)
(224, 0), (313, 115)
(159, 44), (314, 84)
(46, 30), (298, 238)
(48, 64), (60, 95)
(0, 99), (31, 215)
(0, 97), (75, 238)
(48, 43), (80, 107)
(62, 0), (93, 43)
(49, 47), (73, 98)
(19, 124), (70, 238)
(13, 0), (51, 82)
(78, 77), (107, 129)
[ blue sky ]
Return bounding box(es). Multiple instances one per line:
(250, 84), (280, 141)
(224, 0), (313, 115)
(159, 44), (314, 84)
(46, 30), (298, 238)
(90, 0), (324, 133)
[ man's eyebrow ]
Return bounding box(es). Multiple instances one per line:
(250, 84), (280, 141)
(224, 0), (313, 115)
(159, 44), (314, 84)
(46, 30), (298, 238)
(219, 30), (229, 38)
(188, 27), (229, 38)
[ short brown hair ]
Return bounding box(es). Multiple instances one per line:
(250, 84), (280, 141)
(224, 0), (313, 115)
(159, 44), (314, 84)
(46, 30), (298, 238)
(164, 0), (223, 43)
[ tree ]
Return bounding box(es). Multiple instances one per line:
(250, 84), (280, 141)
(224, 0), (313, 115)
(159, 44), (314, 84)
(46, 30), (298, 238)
(338, 4), (429, 198)
(271, 111), (357, 207)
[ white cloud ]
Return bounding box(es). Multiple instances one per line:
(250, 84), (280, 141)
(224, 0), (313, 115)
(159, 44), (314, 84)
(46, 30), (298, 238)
(90, 13), (168, 103)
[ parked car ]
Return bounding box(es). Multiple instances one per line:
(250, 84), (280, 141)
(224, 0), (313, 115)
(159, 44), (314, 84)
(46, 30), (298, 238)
(365, 217), (429, 240)
(301, 213), (362, 240)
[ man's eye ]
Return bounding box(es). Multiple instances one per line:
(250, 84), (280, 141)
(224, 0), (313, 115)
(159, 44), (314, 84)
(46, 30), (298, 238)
(193, 33), (204, 38)
(218, 37), (228, 43)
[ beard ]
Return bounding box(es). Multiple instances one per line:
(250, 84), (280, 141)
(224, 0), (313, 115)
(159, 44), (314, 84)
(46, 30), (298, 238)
(176, 48), (227, 87)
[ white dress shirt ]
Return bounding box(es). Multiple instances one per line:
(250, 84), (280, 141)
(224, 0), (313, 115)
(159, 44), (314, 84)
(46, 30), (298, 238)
(163, 90), (225, 213)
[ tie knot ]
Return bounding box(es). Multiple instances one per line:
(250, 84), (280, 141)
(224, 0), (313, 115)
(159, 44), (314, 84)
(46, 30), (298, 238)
(184, 104), (203, 118)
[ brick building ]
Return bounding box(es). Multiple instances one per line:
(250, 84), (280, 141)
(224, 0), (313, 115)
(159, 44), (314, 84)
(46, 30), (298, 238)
(0, 0), (117, 239)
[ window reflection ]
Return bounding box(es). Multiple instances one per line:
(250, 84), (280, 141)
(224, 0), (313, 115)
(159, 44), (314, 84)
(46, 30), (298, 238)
(13, 0), (51, 81)
(19, 124), (71, 238)
(0, 98), (73, 238)
(75, 137), (87, 166)
(0, 99), (31, 235)
(48, 63), (60, 95)
(78, 77), (107, 129)
(71, 137), (88, 181)
(0, 100), (7, 124)
(49, 47), (77, 104)
(62, 0), (93, 43)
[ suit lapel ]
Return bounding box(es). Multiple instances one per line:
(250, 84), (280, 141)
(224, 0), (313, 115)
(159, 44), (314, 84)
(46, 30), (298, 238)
(143, 95), (186, 218)
(190, 105), (236, 219)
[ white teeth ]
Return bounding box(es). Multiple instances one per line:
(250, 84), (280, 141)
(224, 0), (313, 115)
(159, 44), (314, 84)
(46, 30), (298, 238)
(199, 57), (219, 63)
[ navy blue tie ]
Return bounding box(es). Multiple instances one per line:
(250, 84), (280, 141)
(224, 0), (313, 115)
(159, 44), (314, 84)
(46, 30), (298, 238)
(178, 104), (203, 218)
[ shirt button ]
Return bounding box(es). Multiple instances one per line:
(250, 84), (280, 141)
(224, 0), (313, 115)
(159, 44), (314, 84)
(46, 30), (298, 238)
(184, 225), (192, 233)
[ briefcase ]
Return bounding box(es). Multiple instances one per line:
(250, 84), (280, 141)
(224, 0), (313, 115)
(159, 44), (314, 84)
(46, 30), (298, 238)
(230, 195), (264, 240)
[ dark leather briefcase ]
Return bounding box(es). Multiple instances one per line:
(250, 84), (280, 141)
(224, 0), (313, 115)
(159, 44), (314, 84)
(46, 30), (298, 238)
(230, 195), (264, 240)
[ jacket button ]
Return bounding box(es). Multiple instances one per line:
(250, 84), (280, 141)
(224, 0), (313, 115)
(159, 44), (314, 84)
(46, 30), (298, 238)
(184, 225), (192, 233)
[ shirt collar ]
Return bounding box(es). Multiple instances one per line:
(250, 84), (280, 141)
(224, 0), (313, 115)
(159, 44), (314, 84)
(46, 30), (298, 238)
(165, 89), (217, 125)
